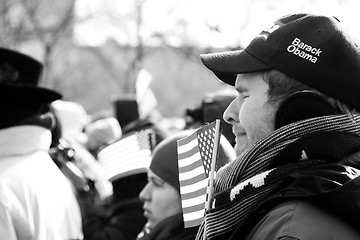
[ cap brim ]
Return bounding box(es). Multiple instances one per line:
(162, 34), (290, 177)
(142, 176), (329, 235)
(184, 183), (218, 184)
(200, 49), (272, 85)
(0, 85), (62, 103)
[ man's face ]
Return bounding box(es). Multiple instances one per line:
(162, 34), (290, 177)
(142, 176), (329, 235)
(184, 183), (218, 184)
(223, 73), (278, 156)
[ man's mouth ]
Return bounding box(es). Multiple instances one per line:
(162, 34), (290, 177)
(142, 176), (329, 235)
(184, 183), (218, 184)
(234, 129), (246, 137)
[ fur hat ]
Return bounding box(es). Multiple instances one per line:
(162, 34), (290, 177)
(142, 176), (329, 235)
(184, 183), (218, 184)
(0, 48), (61, 103)
(51, 100), (90, 145)
(85, 117), (122, 151)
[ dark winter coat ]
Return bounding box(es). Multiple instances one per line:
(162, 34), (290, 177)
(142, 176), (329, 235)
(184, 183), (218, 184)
(137, 213), (198, 240)
(82, 197), (146, 240)
(231, 149), (360, 239)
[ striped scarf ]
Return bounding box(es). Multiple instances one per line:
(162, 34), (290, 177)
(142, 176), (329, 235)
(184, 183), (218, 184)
(196, 114), (360, 240)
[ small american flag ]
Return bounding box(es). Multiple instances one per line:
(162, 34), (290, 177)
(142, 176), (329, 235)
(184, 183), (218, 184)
(177, 121), (220, 228)
(97, 129), (155, 181)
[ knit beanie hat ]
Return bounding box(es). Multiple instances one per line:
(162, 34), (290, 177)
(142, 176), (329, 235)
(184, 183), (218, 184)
(149, 131), (191, 192)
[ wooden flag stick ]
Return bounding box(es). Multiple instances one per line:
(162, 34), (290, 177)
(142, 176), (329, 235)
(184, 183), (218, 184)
(203, 119), (222, 240)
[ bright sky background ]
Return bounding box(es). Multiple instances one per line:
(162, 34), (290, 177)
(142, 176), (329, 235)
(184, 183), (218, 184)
(74, 0), (360, 48)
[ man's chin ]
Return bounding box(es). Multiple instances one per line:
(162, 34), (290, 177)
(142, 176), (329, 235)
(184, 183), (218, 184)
(235, 142), (249, 156)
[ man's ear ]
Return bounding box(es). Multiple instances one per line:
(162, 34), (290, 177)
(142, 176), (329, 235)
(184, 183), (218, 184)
(275, 90), (338, 129)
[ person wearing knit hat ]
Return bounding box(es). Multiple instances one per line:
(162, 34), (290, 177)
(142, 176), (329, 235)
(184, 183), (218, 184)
(137, 131), (199, 240)
(148, 134), (182, 192)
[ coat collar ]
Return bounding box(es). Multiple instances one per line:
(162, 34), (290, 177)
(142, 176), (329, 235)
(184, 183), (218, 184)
(0, 125), (52, 158)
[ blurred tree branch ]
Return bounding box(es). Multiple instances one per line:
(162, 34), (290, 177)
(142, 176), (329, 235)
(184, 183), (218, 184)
(0, 0), (75, 88)
(0, 0), (33, 47)
(21, 0), (75, 86)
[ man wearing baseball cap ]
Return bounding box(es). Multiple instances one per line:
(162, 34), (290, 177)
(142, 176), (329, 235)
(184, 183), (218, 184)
(196, 13), (360, 239)
(0, 48), (83, 239)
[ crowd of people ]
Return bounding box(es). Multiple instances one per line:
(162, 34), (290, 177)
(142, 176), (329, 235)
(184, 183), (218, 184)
(1, 12), (360, 240)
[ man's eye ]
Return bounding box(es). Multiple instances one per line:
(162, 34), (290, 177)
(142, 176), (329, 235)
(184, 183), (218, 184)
(153, 181), (162, 187)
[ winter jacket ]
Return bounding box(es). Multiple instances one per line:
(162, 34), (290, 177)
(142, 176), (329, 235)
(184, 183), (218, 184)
(231, 152), (360, 240)
(243, 199), (360, 240)
(82, 197), (146, 240)
(0, 126), (83, 240)
(195, 117), (360, 240)
(137, 213), (198, 240)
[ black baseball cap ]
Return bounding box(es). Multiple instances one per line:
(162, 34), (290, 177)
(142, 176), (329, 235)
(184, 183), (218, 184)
(200, 13), (360, 110)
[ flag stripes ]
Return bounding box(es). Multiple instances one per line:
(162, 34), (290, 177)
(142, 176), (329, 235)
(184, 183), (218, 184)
(182, 194), (208, 208)
(181, 186), (208, 200)
(183, 202), (207, 214)
(97, 129), (154, 181)
(180, 178), (208, 195)
(180, 172), (207, 187)
(177, 121), (217, 228)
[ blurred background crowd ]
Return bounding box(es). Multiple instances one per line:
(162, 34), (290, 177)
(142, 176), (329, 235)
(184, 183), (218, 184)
(1, 0), (359, 120)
